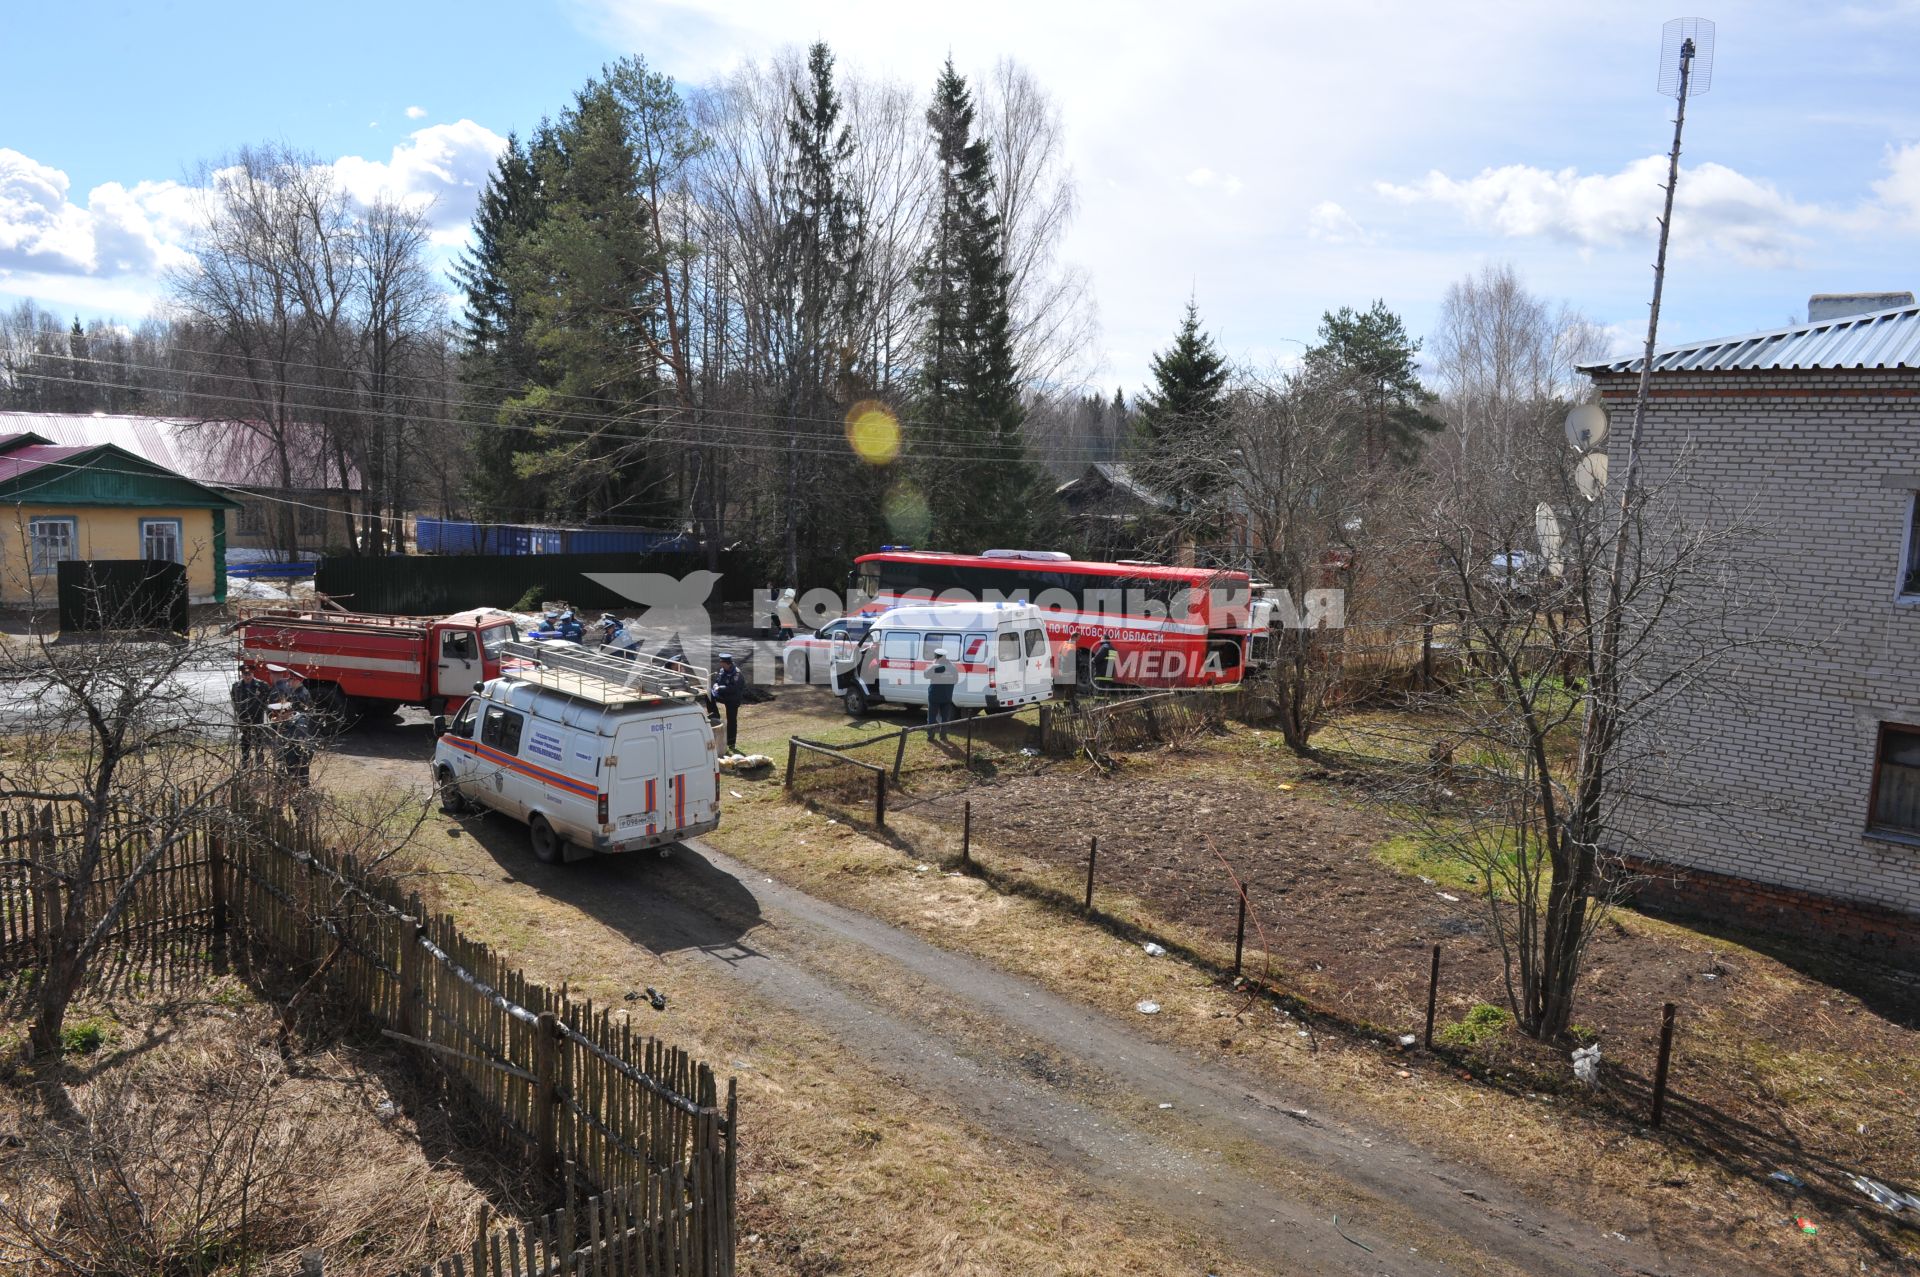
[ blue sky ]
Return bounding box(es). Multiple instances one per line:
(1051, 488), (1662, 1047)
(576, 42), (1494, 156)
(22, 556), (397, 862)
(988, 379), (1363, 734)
(6, 0), (1920, 391)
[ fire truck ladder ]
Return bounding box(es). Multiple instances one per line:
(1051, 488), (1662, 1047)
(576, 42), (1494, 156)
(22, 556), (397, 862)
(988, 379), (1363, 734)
(498, 640), (709, 702)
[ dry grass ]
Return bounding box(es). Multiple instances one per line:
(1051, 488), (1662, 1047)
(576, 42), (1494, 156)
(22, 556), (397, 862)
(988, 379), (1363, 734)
(383, 775), (1266, 1277)
(698, 695), (1920, 1275)
(0, 978), (520, 1277)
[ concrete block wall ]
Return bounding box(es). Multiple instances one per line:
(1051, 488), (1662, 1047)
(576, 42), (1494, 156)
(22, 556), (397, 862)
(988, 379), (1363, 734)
(1590, 368), (1920, 929)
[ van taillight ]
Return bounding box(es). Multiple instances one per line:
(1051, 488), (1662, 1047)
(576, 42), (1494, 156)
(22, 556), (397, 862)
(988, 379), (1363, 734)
(597, 793), (609, 824)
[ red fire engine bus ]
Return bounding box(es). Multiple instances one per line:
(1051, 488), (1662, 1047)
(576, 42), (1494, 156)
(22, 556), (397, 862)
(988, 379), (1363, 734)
(851, 549), (1254, 688)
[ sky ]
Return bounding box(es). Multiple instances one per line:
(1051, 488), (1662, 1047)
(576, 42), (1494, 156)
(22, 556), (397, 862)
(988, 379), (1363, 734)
(5, 0), (1920, 392)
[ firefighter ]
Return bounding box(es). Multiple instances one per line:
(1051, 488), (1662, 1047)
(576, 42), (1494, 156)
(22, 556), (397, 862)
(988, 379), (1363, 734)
(709, 652), (745, 755)
(1089, 635), (1118, 690)
(925, 647), (958, 741)
(229, 662), (271, 765)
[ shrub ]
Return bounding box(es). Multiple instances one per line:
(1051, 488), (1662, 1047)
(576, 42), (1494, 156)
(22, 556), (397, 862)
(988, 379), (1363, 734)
(511, 584), (551, 612)
(60, 1018), (109, 1055)
(1437, 1002), (1513, 1049)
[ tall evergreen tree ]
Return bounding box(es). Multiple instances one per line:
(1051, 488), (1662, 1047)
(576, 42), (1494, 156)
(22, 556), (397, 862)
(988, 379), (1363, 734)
(912, 59), (1031, 551)
(455, 130), (553, 516)
(775, 42), (874, 582)
(1303, 299), (1443, 467)
(1131, 301), (1229, 512)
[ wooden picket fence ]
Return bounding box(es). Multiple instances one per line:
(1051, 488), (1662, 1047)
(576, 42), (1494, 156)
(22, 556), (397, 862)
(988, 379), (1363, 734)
(4, 790), (737, 1277)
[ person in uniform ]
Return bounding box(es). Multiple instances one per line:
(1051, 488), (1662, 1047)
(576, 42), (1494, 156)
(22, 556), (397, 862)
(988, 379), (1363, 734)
(709, 652), (745, 755)
(230, 662), (271, 764)
(925, 647), (958, 740)
(266, 664), (312, 709)
(1089, 635), (1118, 690)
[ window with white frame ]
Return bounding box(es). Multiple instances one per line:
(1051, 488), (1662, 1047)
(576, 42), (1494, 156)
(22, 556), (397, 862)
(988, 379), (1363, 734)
(28, 517), (77, 575)
(1904, 495), (1920, 599)
(140, 518), (183, 564)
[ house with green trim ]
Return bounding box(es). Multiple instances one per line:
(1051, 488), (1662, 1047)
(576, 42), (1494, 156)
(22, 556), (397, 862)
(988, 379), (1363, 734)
(0, 432), (241, 606)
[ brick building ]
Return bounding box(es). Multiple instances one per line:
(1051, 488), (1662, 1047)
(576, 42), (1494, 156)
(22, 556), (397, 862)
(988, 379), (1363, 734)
(1580, 295), (1920, 963)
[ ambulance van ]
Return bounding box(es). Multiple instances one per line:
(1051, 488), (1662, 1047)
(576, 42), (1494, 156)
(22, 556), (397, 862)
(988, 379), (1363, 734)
(829, 601), (1055, 717)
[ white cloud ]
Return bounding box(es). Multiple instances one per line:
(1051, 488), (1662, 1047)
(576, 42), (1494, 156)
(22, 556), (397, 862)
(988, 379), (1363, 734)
(1375, 155), (1860, 268)
(1872, 143), (1920, 231)
(1184, 167), (1243, 196)
(406, 105), (428, 120)
(330, 120), (508, 236)
(1307, 200), (1372, 246)
(1, 123), (507, 315)
(0, 149), (196, 278)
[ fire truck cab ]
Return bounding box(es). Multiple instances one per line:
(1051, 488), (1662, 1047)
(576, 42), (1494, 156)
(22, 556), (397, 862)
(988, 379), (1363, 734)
(238, 606), (518, 722)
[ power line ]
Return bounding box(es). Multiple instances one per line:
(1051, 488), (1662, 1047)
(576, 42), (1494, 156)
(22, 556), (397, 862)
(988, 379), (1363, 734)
(6, 365), (1124, 467)
(20, 338), (1120, 450)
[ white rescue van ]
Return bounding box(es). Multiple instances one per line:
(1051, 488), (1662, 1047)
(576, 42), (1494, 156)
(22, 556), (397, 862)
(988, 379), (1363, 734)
(830, 601), (1055, 717)
(432, 642), (721, 864)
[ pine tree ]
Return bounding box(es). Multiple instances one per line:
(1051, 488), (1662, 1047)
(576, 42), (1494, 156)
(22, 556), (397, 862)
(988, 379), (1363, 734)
(912, 59), (1031, 551)
(1132, 301), (1229, 512)
(1303, 299), (1443, 467)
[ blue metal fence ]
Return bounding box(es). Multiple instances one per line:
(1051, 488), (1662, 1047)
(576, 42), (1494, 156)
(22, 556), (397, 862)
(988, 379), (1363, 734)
(415, 519), (691, 556)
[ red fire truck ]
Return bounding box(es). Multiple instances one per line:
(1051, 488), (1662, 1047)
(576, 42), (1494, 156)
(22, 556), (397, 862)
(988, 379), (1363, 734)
(237, 607), (520, 722)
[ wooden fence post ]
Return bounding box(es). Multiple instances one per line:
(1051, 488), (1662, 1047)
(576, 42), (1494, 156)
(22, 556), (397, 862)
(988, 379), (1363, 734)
(534, 1011), (560, 1179)
(208, 828), (228, 954)
(1039, 705), (1051, 754)
(893, 728), (908, 780)
(961, 800), (971, 868)
(1424, 944), (1441, 1049)
(785, 738), (798, 790)
(1650, 1002), (1677, 1127)
(964, 715), (974, 767)
(873, 769), (887, 828)
(1232, 891), (1248, 977)
(399, 894), (425, 1040)
(1082, 837), (1098, 913)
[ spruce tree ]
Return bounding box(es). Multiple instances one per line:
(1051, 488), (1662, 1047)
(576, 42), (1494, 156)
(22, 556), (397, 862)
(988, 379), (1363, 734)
(776, 42), (876, 581)
(1132, 301), (1229, 512)
(455, 130), (551, 516)
(1303, 299), (1443, 467)
(912, 59), (1031, 551)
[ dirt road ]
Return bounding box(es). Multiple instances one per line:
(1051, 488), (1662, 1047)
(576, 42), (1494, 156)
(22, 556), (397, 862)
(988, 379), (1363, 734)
(486, 828), (1701, 1277)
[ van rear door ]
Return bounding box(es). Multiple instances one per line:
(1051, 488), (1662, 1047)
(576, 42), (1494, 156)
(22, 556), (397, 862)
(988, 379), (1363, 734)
(611, 725), (664, 836)
(665, 715), (718, 828)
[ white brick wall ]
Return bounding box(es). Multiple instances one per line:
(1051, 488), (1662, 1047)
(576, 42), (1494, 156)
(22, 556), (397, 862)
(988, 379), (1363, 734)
(1592, 369), (1920, 917)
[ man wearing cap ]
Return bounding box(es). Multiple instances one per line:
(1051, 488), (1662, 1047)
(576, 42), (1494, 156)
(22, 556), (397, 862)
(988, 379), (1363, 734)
(230, 663), (271, 765)
(709, 652), (745, 755)
(266, 664), (312, 710)
(925, 647), (958, 741)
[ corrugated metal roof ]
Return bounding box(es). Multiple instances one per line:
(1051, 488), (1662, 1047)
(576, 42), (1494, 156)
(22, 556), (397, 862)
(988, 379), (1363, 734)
(0, 412), (359, 489)
(1581, 303), (1920, 374)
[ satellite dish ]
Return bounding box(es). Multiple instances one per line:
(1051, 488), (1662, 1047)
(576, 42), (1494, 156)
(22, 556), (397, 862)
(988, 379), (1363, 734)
(1574, 452), (1609, 501)
(1566, 403), (1608, 451)
(1534, 502), (1565, 576)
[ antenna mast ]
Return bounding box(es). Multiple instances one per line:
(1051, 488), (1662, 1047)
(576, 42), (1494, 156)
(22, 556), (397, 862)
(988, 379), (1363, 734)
(1585, 17), (1716, 799)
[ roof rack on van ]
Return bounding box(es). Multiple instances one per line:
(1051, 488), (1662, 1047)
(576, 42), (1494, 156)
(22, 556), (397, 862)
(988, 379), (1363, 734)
(498, 640), (708, 705)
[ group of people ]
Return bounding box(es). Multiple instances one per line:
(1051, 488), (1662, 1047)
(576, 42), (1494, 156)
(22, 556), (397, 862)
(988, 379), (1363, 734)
(229, 662), (318, 787)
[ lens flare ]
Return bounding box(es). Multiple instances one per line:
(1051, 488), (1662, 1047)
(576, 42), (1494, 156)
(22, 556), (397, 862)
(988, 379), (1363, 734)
(845, 399), (901, 465)
(882, 481), (930, 544)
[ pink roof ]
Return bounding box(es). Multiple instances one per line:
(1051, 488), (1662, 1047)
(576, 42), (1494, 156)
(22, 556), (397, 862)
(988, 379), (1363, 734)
(0, 412), (361, 491)
(0, 442), (90, 485)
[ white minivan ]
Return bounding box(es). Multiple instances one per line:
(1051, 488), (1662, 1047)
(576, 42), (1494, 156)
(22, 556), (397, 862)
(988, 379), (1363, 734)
(830, 601), (1056, 717)
(432, 643), (721, 864)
